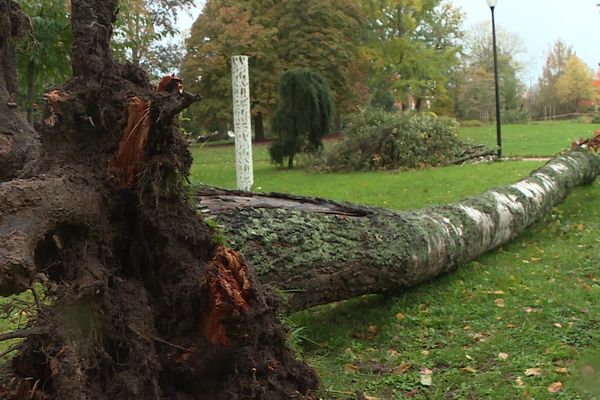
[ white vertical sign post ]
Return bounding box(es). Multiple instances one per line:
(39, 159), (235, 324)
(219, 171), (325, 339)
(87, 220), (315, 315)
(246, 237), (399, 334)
(231, 55), (254, 191)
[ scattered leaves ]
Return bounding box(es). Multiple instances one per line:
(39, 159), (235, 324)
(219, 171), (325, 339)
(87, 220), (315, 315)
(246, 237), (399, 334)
(343, 364), (359, 374)
(525, 368), (542, 377)
(555, 367), (568, 374)
(495, 298), (505, 307)
(393, 362), (411, 374)
(547, 381), (563, 393)
(419, 374), (432, 386)
(395, 312), (406, 321)
(515, 377), (525, 387)
(498, 352), (509, 360)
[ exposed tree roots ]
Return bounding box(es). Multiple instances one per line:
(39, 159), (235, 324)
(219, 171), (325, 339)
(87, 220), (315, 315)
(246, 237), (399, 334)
(0, 0), (318, 398)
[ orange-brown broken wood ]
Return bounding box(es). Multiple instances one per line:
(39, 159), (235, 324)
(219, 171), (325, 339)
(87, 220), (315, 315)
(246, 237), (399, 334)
(199, 246), (252, 346)
(157, 75), (184, 95)
(43, 90), (70, 128)
(107, 96), (151, 188)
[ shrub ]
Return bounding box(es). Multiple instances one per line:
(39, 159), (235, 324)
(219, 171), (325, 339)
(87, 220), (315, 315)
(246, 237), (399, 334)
(269, 69), (334, 168)
(591, 115), (600, 124)
(322, 110), (465, 171)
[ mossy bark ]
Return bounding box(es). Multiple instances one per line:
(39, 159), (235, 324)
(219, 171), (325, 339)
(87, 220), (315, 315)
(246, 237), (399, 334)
(198, 151), (600, 312)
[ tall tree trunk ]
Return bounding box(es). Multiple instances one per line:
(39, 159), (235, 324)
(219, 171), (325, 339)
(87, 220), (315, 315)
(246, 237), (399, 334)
(0, 1), (317, 399)
(198, 151), (600, 312)
(253, 112), (265, 141)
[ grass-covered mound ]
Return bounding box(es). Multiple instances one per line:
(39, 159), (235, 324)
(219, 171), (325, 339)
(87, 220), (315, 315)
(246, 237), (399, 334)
(323, 110), (466, 171)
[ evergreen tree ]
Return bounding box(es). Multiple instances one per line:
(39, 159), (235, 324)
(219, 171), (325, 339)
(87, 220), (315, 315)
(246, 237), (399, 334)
(269, 69), (334, 168)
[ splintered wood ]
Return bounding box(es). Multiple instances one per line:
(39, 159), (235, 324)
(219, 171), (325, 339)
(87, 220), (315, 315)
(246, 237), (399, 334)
(108, 96), (151, 188)
(200, 247), (252, 346)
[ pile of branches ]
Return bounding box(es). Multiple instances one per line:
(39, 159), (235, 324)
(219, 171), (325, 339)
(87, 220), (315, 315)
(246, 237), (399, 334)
(451, 144), (496, 165)
(573, 130), (600, 151)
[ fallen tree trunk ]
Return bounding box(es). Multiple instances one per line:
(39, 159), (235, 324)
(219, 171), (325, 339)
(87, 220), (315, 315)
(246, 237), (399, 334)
(197, 151), (600, 312)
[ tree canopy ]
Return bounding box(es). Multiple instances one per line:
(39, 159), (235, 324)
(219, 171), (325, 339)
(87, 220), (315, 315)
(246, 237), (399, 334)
(180, 0), (366, 137)
(357, 0), (464, 114)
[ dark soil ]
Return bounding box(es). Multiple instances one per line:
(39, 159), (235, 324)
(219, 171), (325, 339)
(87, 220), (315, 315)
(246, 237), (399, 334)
(0, 1), (318, 398)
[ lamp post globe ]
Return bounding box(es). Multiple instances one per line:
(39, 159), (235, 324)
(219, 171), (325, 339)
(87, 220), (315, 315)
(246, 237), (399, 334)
(487, 0), (498, 7)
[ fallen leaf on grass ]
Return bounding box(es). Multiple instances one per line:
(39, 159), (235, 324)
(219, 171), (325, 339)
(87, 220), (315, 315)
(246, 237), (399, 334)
(495, 298), (505, 307)
(515, 377), (525, 387)
(396, 312), (406, 321)
(461, 367), (477, 373)
(547, 381), (563, 393)
(419, 374), (432, 386)
(555, 367), (568, 374)
(525, 368), (542, 377)
(393, 362), (411, 374)
(498, 352), (509, 360)
(343, 364), (359, 374)
(387, 349), (400, 358)
(553, 323), (563, 328)
(483, 290), (505, 295)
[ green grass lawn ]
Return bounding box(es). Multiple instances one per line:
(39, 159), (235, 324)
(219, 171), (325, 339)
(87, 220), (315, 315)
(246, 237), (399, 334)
(2, 121), (599, 398)
(460, 121), (598, 157)
(191, 142), (545, 209)
(190, 121), (600, 399)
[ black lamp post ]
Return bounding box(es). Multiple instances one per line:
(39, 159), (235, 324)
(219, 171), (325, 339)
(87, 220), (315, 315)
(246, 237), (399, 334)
(488, 0), (502, 159)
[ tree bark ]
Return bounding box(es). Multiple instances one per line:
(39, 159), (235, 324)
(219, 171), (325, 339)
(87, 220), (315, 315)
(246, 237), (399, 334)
(0, 1), (318, 399)
(0, 0), (39, 180)
(197, 150), (600, 312)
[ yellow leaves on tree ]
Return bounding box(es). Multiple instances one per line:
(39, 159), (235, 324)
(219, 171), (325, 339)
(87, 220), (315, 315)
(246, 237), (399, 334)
(556, 55), (595, 112)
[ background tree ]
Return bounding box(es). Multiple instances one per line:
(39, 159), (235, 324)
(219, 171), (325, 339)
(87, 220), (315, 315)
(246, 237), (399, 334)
(358, 0), (464, 114)
(556, 55), (595, 113)
(269, 69), (334, 168)
(454, 22), (525, 122)
(112, 0), (194, 78)
(275, 0), (368, 116)
(16, 0), (72, 123)
(180, 0), (279, 139)
(532, 40), (575, 118)
(180, 0), (366, 139)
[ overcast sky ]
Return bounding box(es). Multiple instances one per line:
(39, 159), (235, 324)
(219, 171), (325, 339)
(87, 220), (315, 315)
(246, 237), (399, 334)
(177, 1), (599, 83)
